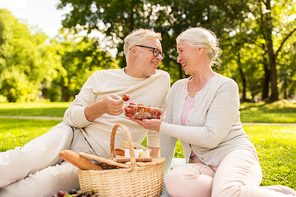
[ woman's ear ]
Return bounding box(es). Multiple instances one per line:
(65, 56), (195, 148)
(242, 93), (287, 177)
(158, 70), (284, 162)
(199, 48), (205, 56)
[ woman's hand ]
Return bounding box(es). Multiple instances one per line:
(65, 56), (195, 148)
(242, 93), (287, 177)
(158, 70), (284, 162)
(130, 118), (162, 131)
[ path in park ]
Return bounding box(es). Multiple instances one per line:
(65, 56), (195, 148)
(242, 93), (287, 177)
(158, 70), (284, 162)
(1, 115), (296, 126)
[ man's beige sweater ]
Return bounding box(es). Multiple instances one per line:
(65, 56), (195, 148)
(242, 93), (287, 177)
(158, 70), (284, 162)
(63, 68), (170, 158)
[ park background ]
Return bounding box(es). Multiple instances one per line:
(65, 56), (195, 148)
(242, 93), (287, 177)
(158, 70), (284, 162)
(0, 0), (296, 103)
(0, 0), (296, 191)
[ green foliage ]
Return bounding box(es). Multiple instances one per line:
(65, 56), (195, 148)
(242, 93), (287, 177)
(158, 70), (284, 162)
(0, 67), (38, 102)
(0, 9), (118, 103)
(0, 9), (62, 102)
(58, 0), (296, 101)
(45, 35), (118, 102)
(0, 95), (7, 103)
(1, 0), (296, 102)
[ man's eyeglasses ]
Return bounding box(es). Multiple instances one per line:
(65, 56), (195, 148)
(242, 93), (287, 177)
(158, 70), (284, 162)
(135, 45), (165, 59)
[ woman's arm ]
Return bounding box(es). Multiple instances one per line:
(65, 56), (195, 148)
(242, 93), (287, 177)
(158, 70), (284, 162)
(160, 80), (240, 149)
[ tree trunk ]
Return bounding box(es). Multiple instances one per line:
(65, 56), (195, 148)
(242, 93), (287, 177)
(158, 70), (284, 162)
(237, 53), (246, 102)
(266, 40), (278, 102)
(261, 44), (270, 101)
(264, 0), (279, 102)
(262, 62), (270, 101)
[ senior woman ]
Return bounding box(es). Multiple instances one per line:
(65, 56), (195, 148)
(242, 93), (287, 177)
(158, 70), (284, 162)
(132, 27), (296, 197)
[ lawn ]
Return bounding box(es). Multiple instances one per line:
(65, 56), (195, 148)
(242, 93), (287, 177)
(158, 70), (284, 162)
(0, 101), (70, 117)
(0, 118), (61, 152)
(245, 125), (296, 188)
(0, 100), (296, 189)
(240, 100), (296, 123)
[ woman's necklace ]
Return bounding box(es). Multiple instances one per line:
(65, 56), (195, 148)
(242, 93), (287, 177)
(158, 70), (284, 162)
(187, 79), (204, 98)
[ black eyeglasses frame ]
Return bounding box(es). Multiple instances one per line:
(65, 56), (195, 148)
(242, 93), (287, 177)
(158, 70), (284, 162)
(135, 45), (165, 59)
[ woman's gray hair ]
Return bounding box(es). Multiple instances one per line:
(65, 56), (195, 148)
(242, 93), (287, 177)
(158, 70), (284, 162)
(176, 27), (221, 65)
(124, 29), (162, 62)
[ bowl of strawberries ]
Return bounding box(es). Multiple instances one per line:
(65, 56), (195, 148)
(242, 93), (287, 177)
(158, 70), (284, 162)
(124, 102), (162, 120)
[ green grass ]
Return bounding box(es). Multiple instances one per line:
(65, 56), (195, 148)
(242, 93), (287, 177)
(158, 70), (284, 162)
(0, 101), (296, 190)
(244, 125), (296, 188)
(240, 100), (296, 123)
(0, 118), (61, 152)
(0, 101), (70, 117)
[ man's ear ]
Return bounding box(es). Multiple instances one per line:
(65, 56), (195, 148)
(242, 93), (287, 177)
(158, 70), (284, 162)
(130, 45), (137, 56)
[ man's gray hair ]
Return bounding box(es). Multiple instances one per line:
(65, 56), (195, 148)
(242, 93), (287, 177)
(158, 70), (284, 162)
(124, 29), (162, 62)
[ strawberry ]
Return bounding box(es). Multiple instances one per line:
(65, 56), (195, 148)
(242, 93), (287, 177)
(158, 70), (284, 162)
(144, 106), (150, 112)
(124, 107), (130, 113)
(138, 109), (145, 114)
(143, 113), (149, 119)
(129, 106), (137, 113)
(156, 109), (162, 115)
(133, 112), (140, 119)
(138, 103), (144, 107)
(150, 108), (156, 114)
(139, 114), (144, 119)
(122, 94), (130, 101)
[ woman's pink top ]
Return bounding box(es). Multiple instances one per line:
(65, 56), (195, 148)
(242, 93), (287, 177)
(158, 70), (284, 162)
(181, 75), (217, 162)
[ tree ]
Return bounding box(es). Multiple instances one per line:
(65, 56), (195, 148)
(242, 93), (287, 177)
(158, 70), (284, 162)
(246, 0), (296, 101)
(0, 9), (61, 102)
(57, 0), (296, 101)
(43, 33), (117, 102)
(57, 0), (250, 80)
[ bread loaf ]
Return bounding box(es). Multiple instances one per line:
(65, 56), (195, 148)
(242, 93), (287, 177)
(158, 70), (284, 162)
(59, 150), (103, 170)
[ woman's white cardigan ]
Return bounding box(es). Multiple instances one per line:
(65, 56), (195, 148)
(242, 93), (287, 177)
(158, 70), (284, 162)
(159, 74), (256, 176)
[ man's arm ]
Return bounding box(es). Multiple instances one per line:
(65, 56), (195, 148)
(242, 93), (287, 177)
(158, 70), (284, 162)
(85, 95), (123, 122)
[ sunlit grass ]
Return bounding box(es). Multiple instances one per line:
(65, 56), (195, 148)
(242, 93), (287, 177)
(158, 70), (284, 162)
(0, 118), (61, 152)
(240, 100), (296, 123)
(0, 101), (70, 117)
(245, 125), (296, 189)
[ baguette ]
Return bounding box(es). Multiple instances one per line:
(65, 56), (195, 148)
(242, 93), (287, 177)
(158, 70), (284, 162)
(59, 150), (103, 170)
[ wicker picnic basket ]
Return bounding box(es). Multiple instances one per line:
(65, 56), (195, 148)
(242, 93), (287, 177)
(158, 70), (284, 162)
(77, 123), (165, 197)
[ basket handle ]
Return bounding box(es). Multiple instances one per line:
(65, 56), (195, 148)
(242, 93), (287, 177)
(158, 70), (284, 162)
(110, 124), (136, 172)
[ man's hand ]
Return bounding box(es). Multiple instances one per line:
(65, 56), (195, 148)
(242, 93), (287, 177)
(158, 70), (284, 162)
(104, 95), (124, 115)
(85, 94), (123, 122)
(130, 118), (161, 132)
